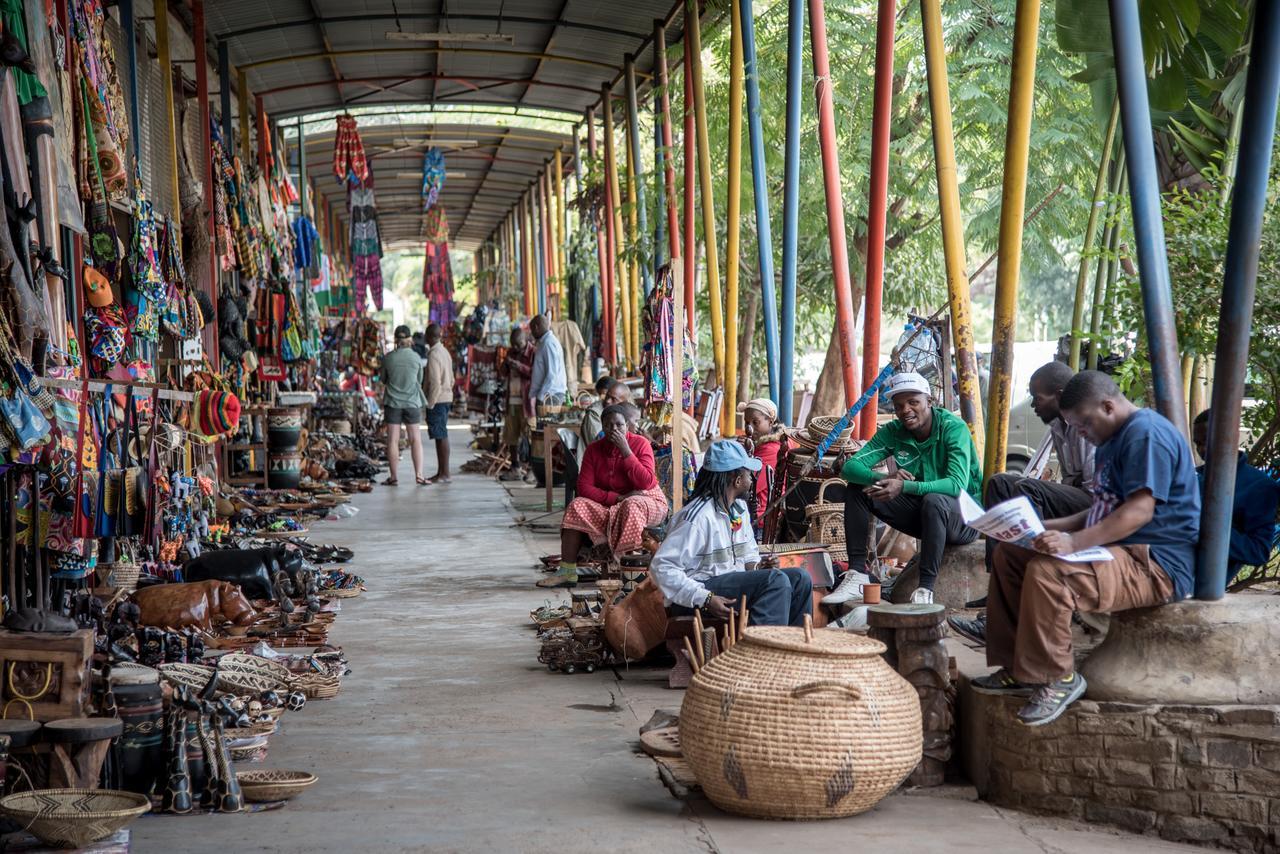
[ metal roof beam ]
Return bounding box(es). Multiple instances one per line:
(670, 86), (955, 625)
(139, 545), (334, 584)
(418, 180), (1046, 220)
(217, 13), (650, 44)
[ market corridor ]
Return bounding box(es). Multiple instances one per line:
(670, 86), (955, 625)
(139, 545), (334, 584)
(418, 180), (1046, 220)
(129, 441), (1208, 854)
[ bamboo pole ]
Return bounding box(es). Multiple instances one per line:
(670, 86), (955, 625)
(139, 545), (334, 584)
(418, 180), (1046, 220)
(602, 87), (628, 368)
(656, 20), (681, 263)
(808, 0), (861, 409)
(155, 0), (181, 215)
(1069, 98), (1121, 370)
(779, 0), (803, 425)
(982, 0), (1041, 485)
(921, 0), (984, 452)
(687, 2), (726, 393)
(724, 1), (745, 436)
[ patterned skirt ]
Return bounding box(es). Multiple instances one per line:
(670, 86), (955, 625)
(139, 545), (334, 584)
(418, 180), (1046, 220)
(563, 487), (668, 557)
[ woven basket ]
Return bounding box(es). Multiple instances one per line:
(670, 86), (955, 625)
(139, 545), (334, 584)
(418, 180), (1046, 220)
(321, 586), (362, 599)
(806, 415), (855, 446)
(0, 789), (150, 848)
(291, 673), (341, 700)
(157, 663), (218, 695)
(216, 669), (290, 696)
(96, 561), (140, 592)
(217, 653), (294, 685)
(679, 626), (921, 820)
(236, 769), (317, 802)
(803, 479), (848, 561)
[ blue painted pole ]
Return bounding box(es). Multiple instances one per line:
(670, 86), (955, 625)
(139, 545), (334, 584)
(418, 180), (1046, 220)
(1109, 0), (1187, 436)
(1196, 0), (1280, 601)
(778, 0), (803, 425)
(217, 41), (233, 151)
(119, 0), (142, 165)
(741, 0), (780, 406)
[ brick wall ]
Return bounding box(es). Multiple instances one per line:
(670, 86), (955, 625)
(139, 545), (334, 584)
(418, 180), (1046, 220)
(972, 694), (1280, 851)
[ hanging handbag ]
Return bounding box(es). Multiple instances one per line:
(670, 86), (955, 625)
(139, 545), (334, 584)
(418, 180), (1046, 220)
(0, 387), (52, 451)
(113, 393), (146, 537)
(94, 391), (117, 539)
(70, 378), (95, 539)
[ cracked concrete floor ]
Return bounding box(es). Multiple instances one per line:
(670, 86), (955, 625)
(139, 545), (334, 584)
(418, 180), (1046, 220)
(131, 432), (1211, 853)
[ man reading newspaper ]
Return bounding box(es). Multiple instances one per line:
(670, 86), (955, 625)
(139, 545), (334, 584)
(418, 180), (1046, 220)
(975, 371), (1200, 726)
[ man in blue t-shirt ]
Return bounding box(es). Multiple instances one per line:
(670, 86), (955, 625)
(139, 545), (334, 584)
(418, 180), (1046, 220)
(975, 371), (1200, 727)
(1193, 409), (1279, 584)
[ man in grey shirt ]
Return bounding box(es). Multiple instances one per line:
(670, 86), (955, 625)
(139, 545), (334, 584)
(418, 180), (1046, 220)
(380, 325), (427, 485)
(528, 314), (567, 406)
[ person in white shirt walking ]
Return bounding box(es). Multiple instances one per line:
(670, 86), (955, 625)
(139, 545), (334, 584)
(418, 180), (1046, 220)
(528, 314), (568, 406)
(650, 441), (813, 627)
(423, 323), (454, 483)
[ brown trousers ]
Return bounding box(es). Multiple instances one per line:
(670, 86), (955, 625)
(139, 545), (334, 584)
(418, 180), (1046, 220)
(986, 543), (1174, 684)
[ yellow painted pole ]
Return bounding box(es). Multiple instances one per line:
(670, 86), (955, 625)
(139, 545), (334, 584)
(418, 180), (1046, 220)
(603, 97), (632, 369)
(921, 0), (984, 455)
(155, 0), (181, 214)
(723, 0), (744, 436)
(687, 2), (725, 391)
(983, 0), (1041, 485)
(624, 98), (642, 367)
(524, 195), (536, 317)
(237, 68), (251, 164)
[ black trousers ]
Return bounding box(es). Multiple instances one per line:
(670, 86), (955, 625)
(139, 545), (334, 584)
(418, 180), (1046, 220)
(844, 489), (978, 589)
(982, 473), (1093, 572)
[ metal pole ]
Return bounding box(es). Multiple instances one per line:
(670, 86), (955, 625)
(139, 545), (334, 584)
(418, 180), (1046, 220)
(724, 2), (744, 435)
(555, 148), (567, 313)
(808, 0), (860, 408)
(602, 85), (626, 368)
(256, 95), (268, 176)
(779, 0), (803, 426)
(587, 109), (607, 354)
(1110, 0), (1187, 435)
(1069, 99), (1120, 370)
(193, 0), (219, 367)
(625, 56), (652, 297)
(683, 35), (697, 341)
(1197, 0), (1280, 601)
(982, 0), (1040, 485)
(655, 20), (681, 264)
(155, 0), (181, 214)
(741, 0), (780, 408)
(119, 0), (142, 165)
(687, 1), (726, 389)
(218, 41), (233, 147)
(672, 264), (686, 511)
(534, 177), (547, 316)
(858, 0), (895, 439)
(238, 69), (252, 164)
(921, 0), (984, 450)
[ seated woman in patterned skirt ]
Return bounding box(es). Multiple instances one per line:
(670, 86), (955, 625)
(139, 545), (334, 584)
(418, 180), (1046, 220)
(537, 404), (669, 588)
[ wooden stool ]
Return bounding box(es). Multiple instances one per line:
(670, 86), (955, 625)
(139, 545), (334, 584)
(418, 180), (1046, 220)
(867, 603), (953, 787)
(0, 720), (43, 794)
(42, 718), (123, 790)
(663, 610), (727, 689)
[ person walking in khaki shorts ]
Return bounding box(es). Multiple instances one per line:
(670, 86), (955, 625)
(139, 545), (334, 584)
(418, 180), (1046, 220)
(380, 325), (427, 485)
(976, 371), (1201, 727)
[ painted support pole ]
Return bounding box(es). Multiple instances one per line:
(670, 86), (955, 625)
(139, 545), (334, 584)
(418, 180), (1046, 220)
(672, 264), (686, 512)
(654, 112), (667, 273)
(724, 2), (745, 435)
(1197, 0), (1280, 601)
(858, 0), (895, 439)
(687, 1), (726, 389)
(982, 0), (1040, 484)
(297, 120), (307, 212)
(602, 85), (627, 367)
(921, 0), (984, 450)
(155, 0), (182, 215)
(519, 196), (530, 316)
(119, 0), (141, 164)
(808, 0), (860, 408)
(238, 69), (252, 164)
(1087, 154), (1125, 370)
(256, 96), (268, 177)
(740, 0), (780, 407)
(682, 35), (697, 340)
(1109, 0), (1187, 435)
(534, 177), (547, 315)
(779, 0), (803, 425)
(625, 56), (652, 297)
(623, 105), (642, 365)
(555, 148), (567, 312)
(1069, 98), (1120, 371)
(587, 109), (608, 345)
(655, 20), (681, 264)
(218, 41), (233, 147)
(193, 0), (219, 366)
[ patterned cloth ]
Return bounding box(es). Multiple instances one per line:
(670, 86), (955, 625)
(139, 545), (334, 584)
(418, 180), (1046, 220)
(333, 114), (369, 186)
(421, 208), (455, 325)
(563, 487), (668, 557)
(422, 147), (446, 210)
(348, 175), (383, 313)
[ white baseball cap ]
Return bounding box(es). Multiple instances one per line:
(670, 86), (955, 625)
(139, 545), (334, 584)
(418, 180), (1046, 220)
(884, 371), (931, 400)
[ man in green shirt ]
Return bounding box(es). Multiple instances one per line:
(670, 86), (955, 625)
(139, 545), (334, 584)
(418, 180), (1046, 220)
(380, 325), (427, 486)
(840, 372), (982, 604)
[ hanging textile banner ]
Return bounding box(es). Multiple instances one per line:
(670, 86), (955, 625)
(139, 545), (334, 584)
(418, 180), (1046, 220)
(349, 170), (384, 314)
(333, 114), (369, 185)
(422, 147), (446, 211)
(422, 207), (455, 326)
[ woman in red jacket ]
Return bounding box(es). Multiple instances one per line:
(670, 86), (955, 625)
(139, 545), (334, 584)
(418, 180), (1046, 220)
(739, 398), (789, 532)
(538, 404), (668, 588)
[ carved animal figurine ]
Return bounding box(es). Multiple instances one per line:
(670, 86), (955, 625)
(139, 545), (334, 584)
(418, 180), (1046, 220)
(160, 705), (192, 814)
(133, 580), (257, 631)
(210, 717), (243, 812)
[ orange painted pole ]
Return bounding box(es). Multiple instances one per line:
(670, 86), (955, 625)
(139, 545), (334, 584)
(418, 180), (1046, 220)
(588, 107), (612, 364)
(808, 0), (860, 407)
(601, 86), (625, 368)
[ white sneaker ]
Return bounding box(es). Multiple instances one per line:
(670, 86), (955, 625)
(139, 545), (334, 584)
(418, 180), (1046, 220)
(822, 570), (872, 605)
(830, 605), (870, 630)
(910, 587), (935, 605)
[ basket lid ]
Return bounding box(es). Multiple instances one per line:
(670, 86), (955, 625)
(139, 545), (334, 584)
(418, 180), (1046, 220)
(741, 626), (886, 657)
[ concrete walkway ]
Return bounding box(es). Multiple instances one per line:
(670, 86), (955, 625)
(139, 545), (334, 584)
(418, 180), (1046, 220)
(132, 434), (1210, 853)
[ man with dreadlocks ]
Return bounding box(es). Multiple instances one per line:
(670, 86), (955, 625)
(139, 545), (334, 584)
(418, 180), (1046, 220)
(650, 441), (813, 626)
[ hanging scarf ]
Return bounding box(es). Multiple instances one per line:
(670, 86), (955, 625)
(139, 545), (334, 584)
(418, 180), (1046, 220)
(128, 175), (167, 342)
(333, 114), (369, 186)
(421, 147), (446, 211)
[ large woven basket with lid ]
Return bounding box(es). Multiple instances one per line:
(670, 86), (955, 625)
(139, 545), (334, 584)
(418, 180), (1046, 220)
(679, 626), (921, 820)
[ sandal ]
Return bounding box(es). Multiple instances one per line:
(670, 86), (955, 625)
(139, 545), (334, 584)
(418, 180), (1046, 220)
(429, 475), (452, 484)
(381, 478), (398, 486)
(416, 477), (430, 485)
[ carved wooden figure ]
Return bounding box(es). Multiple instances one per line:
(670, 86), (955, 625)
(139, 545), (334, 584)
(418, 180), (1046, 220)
(132, 580), (257, 631)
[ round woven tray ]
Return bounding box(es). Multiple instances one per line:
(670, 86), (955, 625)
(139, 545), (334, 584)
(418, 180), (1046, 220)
(236, 769), (317, 803)
(291, 673), (340, 700)
(679, 626), (920, 820)
(0, 789), (150, 849)
(320, 586), (362, 599)
(217, 653), (294, 684)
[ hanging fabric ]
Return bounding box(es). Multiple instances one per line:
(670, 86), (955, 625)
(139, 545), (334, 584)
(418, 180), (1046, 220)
(421, 207), (455, 326)
(349, 169), (383, 314)
(641, 266), (696, 408)
(421, 147), (446, 211)
(332, 114), (369, 186)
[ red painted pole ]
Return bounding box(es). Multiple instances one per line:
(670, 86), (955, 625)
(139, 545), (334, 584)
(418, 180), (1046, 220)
(858, 0), (894, 438)
(682, 35), (696, 339)
(656, 20), (681, 263)
(808, 0), (860, 407)
(599, 93), (620, 368)
(192, 0), (220, 369)
(256, 96), (268, 177)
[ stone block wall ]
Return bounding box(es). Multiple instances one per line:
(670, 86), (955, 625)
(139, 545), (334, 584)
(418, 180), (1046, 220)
(971, 692), (1280, 851)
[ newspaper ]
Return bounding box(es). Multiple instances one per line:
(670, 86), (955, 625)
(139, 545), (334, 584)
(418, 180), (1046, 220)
(959, 492), (1113, 563)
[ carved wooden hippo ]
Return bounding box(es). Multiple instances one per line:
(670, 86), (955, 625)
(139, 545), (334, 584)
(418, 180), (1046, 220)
(132, 580), (257, 631)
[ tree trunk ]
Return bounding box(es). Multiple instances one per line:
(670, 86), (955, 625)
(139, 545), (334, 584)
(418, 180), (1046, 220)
(737, 284), (759, 405)
(812, 236), (869, 419)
